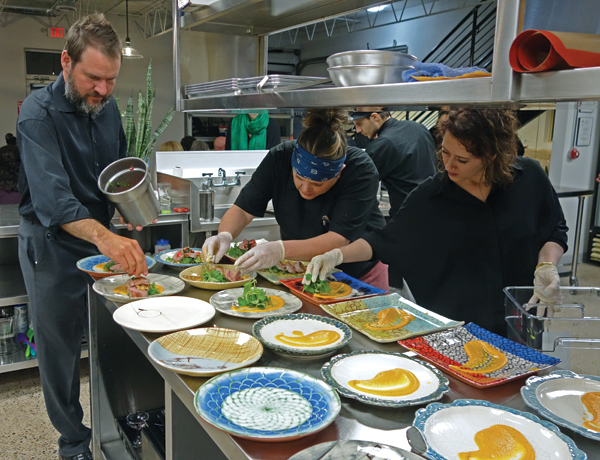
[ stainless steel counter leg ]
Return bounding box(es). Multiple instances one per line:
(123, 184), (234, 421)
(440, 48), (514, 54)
(570, 196), (587, 286)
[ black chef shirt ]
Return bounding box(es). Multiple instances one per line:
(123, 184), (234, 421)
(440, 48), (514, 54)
(17, 72), (126, 232)
(364, 157), (568, 336)
(234, 141), (386, 279)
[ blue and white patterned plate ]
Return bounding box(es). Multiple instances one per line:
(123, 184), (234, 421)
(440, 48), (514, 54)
(252, 314), (352, 358)
(194, 367), (341, 441)
(77, 254), (156, 280)
(153, 247), (204, 268)
(321, 351), (449, 408)
(413, 399), (587, 460)
(522, 370), (600, 441)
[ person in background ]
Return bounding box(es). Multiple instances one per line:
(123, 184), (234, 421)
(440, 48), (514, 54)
(213, 136), (226, 151)
(203, 108), (389, 290)
(0, 133), (21, 205)
(190, 139), (210, 151)
(17, 14), (148, 460)
(181, 135), (195, 151)
(225, 113), (281, 150)
(305, 108), (567, 337)
(158, 140), (183, 151)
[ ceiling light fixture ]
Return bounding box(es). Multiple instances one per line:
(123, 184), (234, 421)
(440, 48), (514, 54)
(367, 5), (387, 13)
(122, 0), (143, 59)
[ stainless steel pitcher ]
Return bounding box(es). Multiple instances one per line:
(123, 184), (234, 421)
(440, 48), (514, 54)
(198, 189), (214, 221)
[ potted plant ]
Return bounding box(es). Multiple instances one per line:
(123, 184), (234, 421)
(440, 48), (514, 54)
(118, 59), (174, 162)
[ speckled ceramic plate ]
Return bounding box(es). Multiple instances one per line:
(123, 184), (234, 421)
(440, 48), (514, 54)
(320, 293), (463, 343)
(521, 370), (600, 441)
(112, 296), (215, 333)
(256, 260), (309, 285)
(210, 287), (302, 319)
(288, 440), (425, 460)
(280, 272), (386, 305)
(77, 254), (156, 280)
(153, 247), (204, 268)
(413, 399), (586, 460)
(179, 265), (256, 290)
(148, 327), (263, 377)
(252, 314), (352, 358)
(321, 351), (449, 407)
(92, 273), (185, 303)
(398, 323), (560, 388)
(194, 367), (341, 441)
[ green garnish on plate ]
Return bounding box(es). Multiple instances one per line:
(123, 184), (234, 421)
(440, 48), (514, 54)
(302, 274), (331, 295)
(202, 268), (228, 283)
(237, 279), (272, 310)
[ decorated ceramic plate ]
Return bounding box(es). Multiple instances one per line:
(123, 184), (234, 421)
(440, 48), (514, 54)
(280, 272), (386, 305)
(398, 323), (560, 388)
(112, 296), (215, 333)
(521, 370), (600, 441)
(194, 367), (341, 442)
(77, 254), (156, 280)
(319, 293), (463, 343)
(256, 260), (310, 285)
(412, 399), (586, 460)
(321, 351), (449, 407)
(288, 440), (425, 460)
(252, 314), (352, 359)
(153, 247), (204, 268)
(92, 273), (185, 303)
(179, 265), (256, 290)
(210, 287), (302, 318)
(148, 327), (263, 377)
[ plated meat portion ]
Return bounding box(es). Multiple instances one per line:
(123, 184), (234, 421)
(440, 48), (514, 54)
(126, 276), (151, 298)
(238, 239), (256, 251)
(275, 260), (306, 274)
(172, 247), (202, 263)
(103, 260), (125, 273)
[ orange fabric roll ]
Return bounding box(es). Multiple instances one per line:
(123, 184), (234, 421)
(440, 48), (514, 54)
(509, 29), (600, 73)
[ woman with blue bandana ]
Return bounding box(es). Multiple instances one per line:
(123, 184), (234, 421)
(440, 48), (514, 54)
(202, 108), (389, 290)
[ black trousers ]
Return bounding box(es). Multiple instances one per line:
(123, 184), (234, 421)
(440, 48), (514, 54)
(18, 219), (95, 457)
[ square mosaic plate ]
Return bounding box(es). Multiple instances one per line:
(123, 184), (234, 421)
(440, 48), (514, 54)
(399, 323), (560, 388)
(194, 367), (341, 441)
(319, 293), (463, 343)
(280, 272), (386, 305)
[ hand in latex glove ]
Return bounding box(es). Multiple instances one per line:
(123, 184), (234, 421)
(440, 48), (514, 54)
(235, 240), (285, 272)
(302, 249), (343, 284)
(202, 232), (232, 264)
(528, 262), (561, 306)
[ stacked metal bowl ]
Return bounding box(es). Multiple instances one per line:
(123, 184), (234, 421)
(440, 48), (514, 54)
(327, 50), (417, 87)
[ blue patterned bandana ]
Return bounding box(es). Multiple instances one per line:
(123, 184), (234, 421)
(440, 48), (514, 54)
(291, 143), (346, 182)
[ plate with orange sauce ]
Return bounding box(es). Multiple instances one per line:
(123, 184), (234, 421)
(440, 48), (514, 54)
(252, 313), (352, 359)
(413, 399), (586, 460)
(210, 287), (302, 318)
(92, 274), (185, 303)
(321, 350), (449, 407)
(522, 370), (600, 441)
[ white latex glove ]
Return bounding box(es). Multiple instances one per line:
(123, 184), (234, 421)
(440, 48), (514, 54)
(302, 249), (343, 284)
(235, 240), (285, 272)
(202, 232), (232, 264)
(528, 262), (561, 312)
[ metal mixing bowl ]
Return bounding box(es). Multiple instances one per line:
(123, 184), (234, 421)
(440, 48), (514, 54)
(327, 64), (414, 87)
(326, 50), (417, 67)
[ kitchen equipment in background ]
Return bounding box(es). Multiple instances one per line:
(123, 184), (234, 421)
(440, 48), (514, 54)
(157, 182), (172, 214)
(326, 50), (418, 67)
(0, 306), (20, 355)
(98, 157), (160, 227)
(172, 166), (183, 177)
(199, 172), (215, 221)
(154, 239), (171, 255)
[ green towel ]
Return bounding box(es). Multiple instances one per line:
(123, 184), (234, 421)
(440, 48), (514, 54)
(231, 114), (269, 150)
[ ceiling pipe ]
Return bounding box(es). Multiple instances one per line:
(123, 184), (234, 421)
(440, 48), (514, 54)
(1, 0), (76, 17)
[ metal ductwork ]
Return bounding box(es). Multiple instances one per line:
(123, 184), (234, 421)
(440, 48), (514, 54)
(1, 0), (77, 17)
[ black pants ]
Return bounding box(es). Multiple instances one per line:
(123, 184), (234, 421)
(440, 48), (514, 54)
(18, 219), (95, 457)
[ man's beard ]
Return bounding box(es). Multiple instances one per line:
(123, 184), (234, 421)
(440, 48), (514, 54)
(64, 69), (109, 116)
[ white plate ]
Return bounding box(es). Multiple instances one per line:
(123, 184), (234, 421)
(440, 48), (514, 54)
(93, 274), (185, 303)
(153, 248), (204, 268)
(210, 287), (302, 318)
(113, 296), (215, 333)
(413, 400), (586, 460)
(321, 351), (449, 407)
(522, 370), (600, 441)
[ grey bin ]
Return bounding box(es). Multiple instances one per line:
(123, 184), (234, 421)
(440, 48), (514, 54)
(98, 157), (160, 228)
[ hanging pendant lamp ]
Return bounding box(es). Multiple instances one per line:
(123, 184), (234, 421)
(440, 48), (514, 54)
(122, 0), (143, 59)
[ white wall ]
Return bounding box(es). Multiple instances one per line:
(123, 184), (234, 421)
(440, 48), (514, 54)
(0, 12), (183, 147)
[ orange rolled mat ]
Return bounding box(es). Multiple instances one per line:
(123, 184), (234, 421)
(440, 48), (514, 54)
(509, 29), (600, 73)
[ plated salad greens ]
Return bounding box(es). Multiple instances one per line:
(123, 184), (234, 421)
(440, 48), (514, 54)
(202, 268), (229, 283)
(236, 280), (272, 310)
(166, 247), (203, 264)
(302, 274), (331, 295)
(227, 239), (257, 259)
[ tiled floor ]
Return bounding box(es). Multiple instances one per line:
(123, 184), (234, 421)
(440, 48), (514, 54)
(1, 263), (599, 459)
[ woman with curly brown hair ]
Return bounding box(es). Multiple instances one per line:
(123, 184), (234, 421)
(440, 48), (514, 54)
(304, 108), (568, 336)
(202, 108), (389, 289)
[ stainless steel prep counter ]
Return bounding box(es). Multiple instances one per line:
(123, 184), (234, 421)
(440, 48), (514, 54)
(88, 270), (600, 460)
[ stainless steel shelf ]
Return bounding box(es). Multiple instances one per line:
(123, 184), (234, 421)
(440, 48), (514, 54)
(0, 344), (88, 374)
(518, 67), (600, 103)
(0, 205), (20, 238)
(0, 265), (27, 307)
